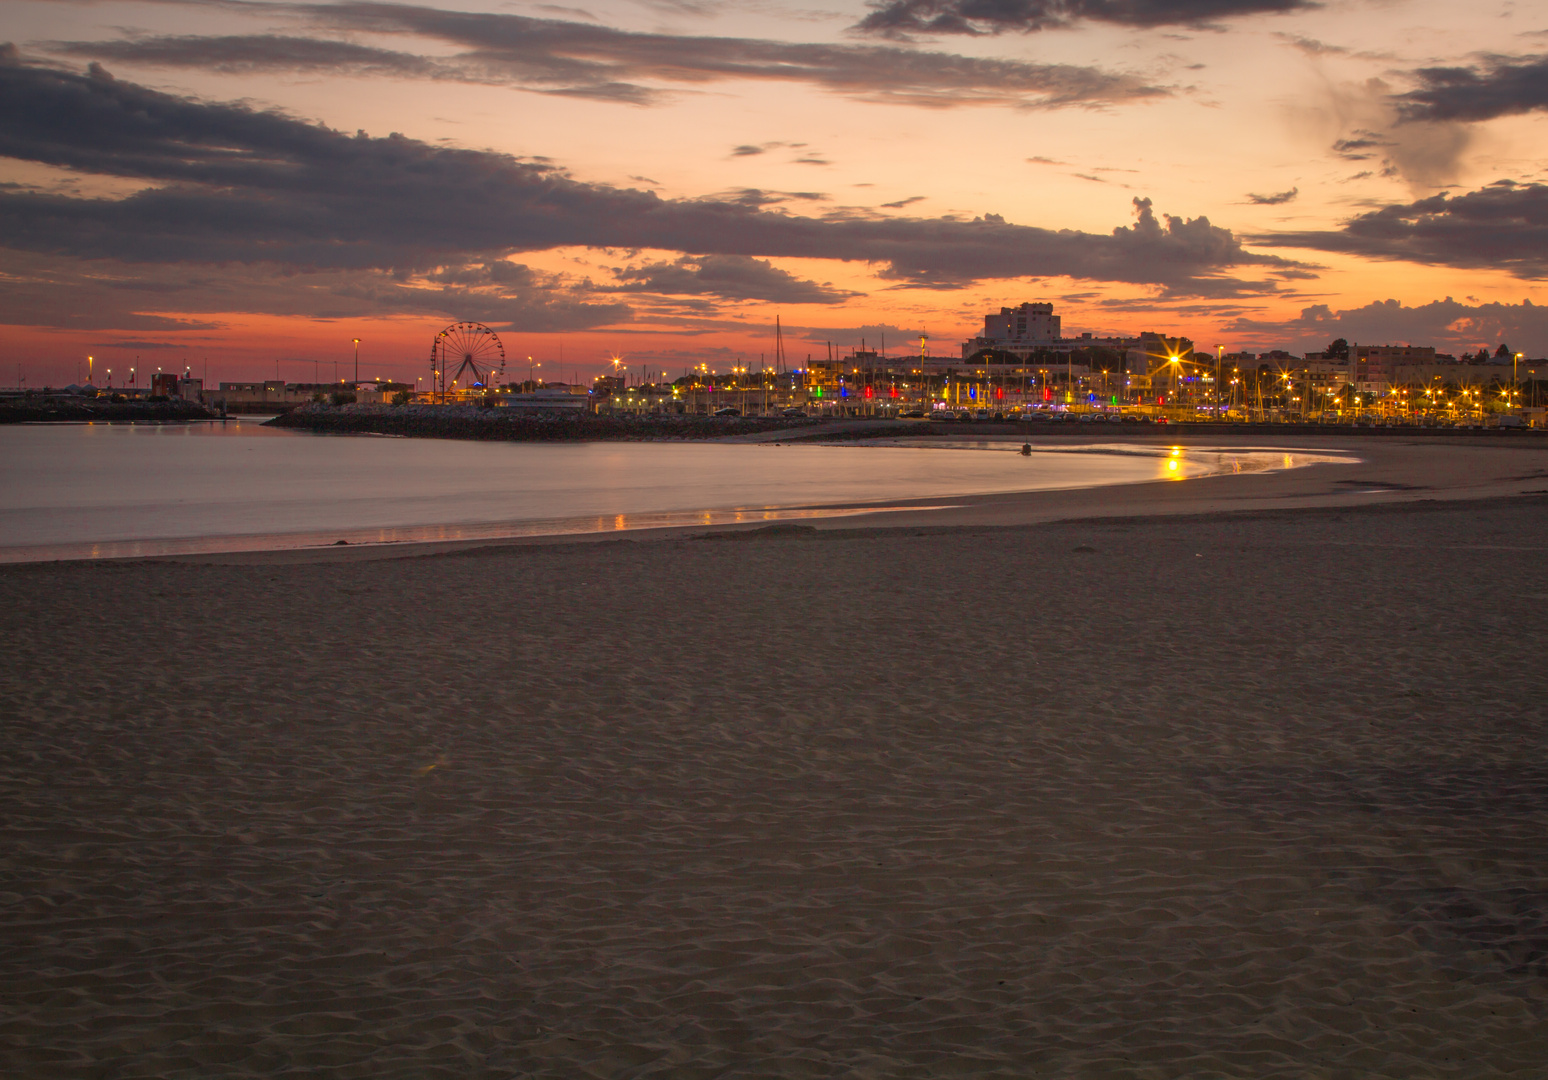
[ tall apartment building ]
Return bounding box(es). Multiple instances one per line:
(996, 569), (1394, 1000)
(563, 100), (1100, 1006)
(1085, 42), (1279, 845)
(1355, 345), (1435, 385)
(978, 302), (1061, 348)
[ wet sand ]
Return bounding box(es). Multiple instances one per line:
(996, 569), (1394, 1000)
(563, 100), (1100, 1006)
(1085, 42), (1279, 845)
(3, 439), (1548, 1077)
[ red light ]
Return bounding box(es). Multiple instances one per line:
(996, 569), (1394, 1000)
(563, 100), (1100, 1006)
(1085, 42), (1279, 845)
(864, 385), (873, 399)
(995, 387), (1003, 400)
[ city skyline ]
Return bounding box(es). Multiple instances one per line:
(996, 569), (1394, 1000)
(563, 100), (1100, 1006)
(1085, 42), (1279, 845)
(3, 0), (1547, 385)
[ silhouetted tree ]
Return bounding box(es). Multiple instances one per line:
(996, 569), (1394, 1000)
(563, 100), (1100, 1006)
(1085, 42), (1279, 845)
(1325, 338), (1349, 361)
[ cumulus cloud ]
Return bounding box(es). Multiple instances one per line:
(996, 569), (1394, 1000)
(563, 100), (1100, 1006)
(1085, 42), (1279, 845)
(853, 0), (1312, 37)
(1226, 296), (1548, 356)
(1391, 53), (1548, 123)
(1246, 187), (1298, 205)
(605, 255), (860, 304)
(0, 60), (1293, 304)
(43, 2), (1167, 110)
(1256, 181), (1548, 278)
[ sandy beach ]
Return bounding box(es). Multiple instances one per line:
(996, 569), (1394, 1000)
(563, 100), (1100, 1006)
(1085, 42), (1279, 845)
(4, 435), (1548, 1077)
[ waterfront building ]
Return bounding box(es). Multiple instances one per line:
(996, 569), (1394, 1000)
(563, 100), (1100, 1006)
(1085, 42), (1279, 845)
(974, 302), (1061, 351)
(1355, 345), (1437, 391)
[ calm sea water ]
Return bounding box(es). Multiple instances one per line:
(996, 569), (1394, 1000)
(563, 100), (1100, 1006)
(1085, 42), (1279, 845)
(0, 420), (1329, 560)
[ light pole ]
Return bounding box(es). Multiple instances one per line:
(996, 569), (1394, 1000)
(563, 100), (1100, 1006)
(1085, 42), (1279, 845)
(1515, 352), (1522, 415)
(1215, 344), (1223, 420)
(352, 338), (360, 386)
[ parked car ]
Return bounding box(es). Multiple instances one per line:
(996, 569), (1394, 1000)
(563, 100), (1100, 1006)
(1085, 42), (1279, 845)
(714, 407), (740, 416)
(780, 407), (806, 417)
(899, 410), (925, 418)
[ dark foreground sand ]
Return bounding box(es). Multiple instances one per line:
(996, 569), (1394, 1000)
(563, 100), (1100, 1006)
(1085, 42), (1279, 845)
(4, 493), (1548, 1077)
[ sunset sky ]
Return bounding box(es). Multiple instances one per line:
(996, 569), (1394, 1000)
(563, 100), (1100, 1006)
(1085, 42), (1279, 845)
(3, 0), (1547, 386)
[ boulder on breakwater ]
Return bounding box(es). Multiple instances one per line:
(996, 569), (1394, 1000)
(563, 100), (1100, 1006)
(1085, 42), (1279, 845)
(265, 403), (823, 441)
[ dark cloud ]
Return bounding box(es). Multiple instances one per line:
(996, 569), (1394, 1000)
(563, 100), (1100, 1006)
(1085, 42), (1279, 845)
(1331, 134), (1388, 160)
(1226, 296), (1548, 356)
(50, 34), (439, 79)
(881, 195), (926, 208)
(0, 60), (1293, 300)
(0, 249), (632, 332)
(729, 141), (807, 157)
(43, 3), (1168, 110)
(1275, 33), (1345, 56)
(709, 188), (829, 208)
(853, 0), (1313, 38)
(1391, 54), (1548, 123)
(1256, 181), (1548, 278)
(788, 321), (928, 351)
(605, 255), (860, 304)
(1246, 187), (1297, 205)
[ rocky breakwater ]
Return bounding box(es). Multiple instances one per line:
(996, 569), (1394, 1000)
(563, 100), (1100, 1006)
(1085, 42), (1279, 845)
(0, 396), (218, 424)
(266, 402), (822, 441)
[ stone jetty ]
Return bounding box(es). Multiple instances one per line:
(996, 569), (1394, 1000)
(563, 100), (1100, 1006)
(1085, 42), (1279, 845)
(0, 396), (218, 424)
(266, 402), (822, 441)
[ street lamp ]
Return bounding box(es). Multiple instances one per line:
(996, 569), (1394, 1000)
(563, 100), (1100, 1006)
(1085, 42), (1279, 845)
(1215, 344), (1224, 420)
(352, 338), (360, 385)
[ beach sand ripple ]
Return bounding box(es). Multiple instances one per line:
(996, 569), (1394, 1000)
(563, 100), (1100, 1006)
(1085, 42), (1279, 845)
(3, 498), (1548, 1076)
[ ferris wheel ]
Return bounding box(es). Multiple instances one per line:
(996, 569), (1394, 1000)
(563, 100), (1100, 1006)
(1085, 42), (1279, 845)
(431, 322), (505, 396)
